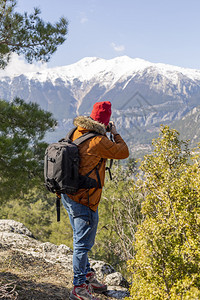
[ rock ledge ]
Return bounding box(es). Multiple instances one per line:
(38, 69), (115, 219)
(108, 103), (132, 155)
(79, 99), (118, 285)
(0, 219), (129, 299)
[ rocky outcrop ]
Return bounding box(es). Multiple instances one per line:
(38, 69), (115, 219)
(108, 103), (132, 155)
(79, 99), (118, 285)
(0, 219), (129, 299)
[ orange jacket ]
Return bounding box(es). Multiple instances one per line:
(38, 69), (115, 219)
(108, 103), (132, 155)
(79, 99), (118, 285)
(67, 116), (129, 211)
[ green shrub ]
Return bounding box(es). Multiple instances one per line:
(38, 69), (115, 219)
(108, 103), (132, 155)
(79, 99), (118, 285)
(127, 126), (200, 299)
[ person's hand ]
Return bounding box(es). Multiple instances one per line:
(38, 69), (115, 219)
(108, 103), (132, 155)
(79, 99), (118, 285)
(110, 121), (118, 135)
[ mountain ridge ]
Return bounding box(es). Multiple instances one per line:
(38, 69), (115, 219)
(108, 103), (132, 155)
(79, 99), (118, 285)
(2, 56), (200, 85)
(0, 56), (200, 155)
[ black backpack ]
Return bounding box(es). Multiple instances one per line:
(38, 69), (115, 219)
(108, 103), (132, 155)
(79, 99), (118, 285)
(44, 128), (102, 221)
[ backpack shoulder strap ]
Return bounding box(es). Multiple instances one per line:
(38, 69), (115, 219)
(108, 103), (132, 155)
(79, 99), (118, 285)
(64, 127), (77, 141)
(60, 128), (100, 145)
(66, 128), (105, 187)
(58, 127), (77, 142)
(73, 131), (99, 146)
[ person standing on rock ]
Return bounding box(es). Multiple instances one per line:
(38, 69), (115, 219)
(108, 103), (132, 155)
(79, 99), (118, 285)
(61, 101), (129, 300)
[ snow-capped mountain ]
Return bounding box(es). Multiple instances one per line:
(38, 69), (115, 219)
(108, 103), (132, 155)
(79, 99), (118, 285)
(1, 56), (200, 155)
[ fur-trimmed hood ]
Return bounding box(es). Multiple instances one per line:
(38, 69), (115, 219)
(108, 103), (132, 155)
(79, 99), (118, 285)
(73, 116), (106, 135)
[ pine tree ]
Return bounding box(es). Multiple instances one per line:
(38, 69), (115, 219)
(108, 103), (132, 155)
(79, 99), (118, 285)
(0, 98), (57, 202)
(127, 125), (200, 299)
(0, 0), (68, 68)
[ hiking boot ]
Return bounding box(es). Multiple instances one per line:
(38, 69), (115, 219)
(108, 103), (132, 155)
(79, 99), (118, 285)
(69, 283), (100, 300)
(86, 269), (107, 294)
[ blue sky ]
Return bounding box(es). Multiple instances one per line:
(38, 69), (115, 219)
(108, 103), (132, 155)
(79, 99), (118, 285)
(15, 0), (200, 69)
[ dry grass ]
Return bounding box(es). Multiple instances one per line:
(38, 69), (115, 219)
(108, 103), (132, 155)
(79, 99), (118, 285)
(0, 246), (72, 299)
(0, 246), (114, 299)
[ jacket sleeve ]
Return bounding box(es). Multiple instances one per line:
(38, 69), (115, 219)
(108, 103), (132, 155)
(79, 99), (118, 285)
(92, 134), (129, 159)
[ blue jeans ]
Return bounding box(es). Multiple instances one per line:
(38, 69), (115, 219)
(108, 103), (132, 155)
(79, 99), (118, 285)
(61, 194), (99, 286)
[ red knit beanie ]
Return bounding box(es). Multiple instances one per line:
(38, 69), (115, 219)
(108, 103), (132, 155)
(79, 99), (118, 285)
(90, 101), (112, 126)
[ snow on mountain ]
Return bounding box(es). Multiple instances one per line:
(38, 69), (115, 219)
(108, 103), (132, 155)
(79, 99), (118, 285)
(2, 55), (199, 104)
(3, 55), (200, 87)
(18, 56), (200, 84)
(18, 56), (151, 83)
(1, 56), (200, 154)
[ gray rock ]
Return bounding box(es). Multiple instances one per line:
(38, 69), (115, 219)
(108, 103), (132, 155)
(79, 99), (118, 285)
(57, 244), (72, 255)
(39, 241), (59, 253)
(39, 242), (72, 255)
(0, 219), (34, 237)
(0, 220), (129, 299)
(90, 260), (115, 280)
(105, 272), (129, 288)
(0, 232), (38, 249)
(105, 288), (129, 299)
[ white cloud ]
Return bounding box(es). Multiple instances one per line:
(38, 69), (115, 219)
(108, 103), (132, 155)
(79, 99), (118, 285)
(0, 53), (47, 77)
(80, 16), (89, 24)
(79, 12), (89, 24)
(111, 42), (125, 52)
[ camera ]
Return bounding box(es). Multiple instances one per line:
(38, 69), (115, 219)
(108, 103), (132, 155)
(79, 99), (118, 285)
(106, 122), (113, 132)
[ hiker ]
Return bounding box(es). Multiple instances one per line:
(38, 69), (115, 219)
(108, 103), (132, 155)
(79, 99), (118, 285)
(61, 101), (129, 300)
